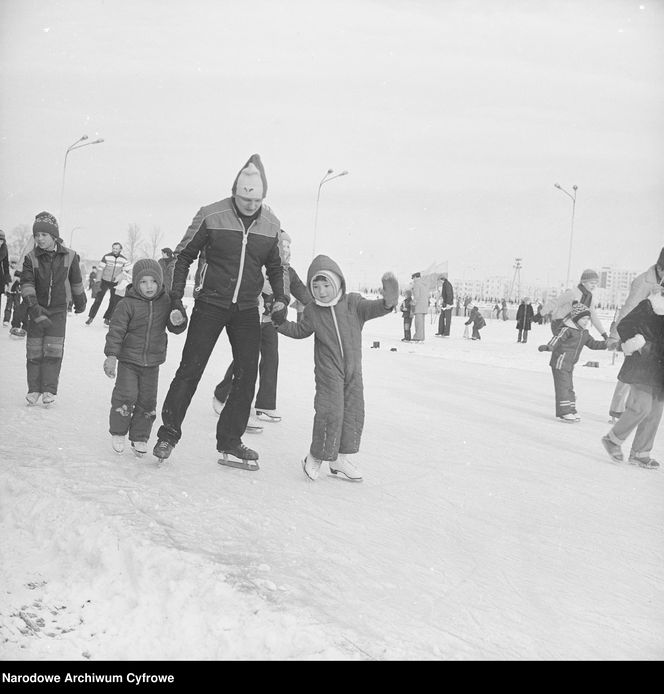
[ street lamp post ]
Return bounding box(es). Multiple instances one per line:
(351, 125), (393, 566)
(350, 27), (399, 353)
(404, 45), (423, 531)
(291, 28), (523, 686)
(554, 182), (578, 287)
(312, 168), (348, 258)
(60, 134), (105, 234)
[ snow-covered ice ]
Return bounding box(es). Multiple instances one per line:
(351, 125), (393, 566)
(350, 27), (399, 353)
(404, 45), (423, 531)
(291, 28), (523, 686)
(1, 305), (662, 661)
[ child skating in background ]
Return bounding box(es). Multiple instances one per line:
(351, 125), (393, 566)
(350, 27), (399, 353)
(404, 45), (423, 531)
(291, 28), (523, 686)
(538, 301), (607, 422)
(103, 259), (186, 456)
(273, 254), (399, 482)
(464, 303), (486, 339)
(400, 288), (414, 341)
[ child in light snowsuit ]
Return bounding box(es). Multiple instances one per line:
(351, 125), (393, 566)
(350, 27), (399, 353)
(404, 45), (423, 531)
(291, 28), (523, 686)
(21, 212), (87, 406)
(600, 285), (664, 468)
(464, 304), (486, 339)
(103, 259), (186, 456)
(274, 255), (399, 482)
(538, 302), (607, 422)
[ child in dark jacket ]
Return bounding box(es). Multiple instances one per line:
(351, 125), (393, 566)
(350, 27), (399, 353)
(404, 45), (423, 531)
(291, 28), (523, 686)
(103, 259), (186, 456)
(400, 289), (414, 341)
(464, 305), (486, 339)
(538, 302), (607, 422)
(274, 254), (399, 482)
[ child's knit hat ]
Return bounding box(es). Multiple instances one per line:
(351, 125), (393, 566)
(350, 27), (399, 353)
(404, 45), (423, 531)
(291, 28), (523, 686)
(132, 258), (163, 289)
(33, 211), (59, 238)
(570, 301), (591, 323)
(0, 229), (5, 240)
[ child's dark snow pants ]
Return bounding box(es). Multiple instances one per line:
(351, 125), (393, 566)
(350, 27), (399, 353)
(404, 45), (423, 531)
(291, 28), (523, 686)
(110, 361), (159, 442)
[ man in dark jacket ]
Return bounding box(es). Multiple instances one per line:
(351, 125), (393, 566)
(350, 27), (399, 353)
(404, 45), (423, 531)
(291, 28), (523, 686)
(85, 242), (129, 325)
(154, 154), (288, 467)
(158, 247), (176, 292)
(21, 212), (87, 405)
(435, 273), (454, 337)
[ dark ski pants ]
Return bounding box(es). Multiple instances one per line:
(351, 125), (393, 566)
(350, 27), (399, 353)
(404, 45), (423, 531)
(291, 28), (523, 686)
(3, 293), (20, 324)
(402, 317), (412, 340)
(437, 307), (452, 336)
(551, 367), (576, 416)
(26, 310), (67, 395)
(11, 298), (27, 329)
(517, 329), (529, 343)
(214, 321), (280, 412)
(88, 280), (119, 321)
(158, 301), (260, 450)
(109, 362), (159, 442)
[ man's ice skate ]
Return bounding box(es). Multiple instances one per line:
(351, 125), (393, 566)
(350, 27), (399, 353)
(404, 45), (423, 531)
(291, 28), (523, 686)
(41, 392), (56, 407)
(256, 408), (282, 423)
(628, 453), (660, 469)
(302, 454), (322, 481)
(218, 443), (259, 471)
(329, 454), (363, 482)
(245, 412), (264, 434)
(131, 441), (147, 457)
(153, 439), (174, 460)
(601, 434), (624, 462)
(25, 392), (41, 406)
(10, 327), (26, 338)
(112, 435), (125, 454)
(558, 413), (579, 423)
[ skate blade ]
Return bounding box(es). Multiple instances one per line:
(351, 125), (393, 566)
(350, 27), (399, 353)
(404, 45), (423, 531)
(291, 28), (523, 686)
(328, 470), (363, 483)
(256, 413), (282, 423)
(245, 427), (263, 434)
(218, 457), (260, 471)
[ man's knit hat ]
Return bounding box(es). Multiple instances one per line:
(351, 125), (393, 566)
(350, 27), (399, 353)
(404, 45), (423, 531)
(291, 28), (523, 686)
(657, 247), (664, 269)
(570, 301), (591, 323)
(132, 258), (163, 289)
(33, 211), (59, 238)
(580, 268), (599, 283)
(0, 229), (5, 240)
(232, 154), (267, 199)
(161, 247), (173, 257)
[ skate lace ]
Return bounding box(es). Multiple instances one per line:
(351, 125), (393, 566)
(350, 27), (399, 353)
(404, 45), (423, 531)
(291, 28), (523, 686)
(156, 440), (171, 450)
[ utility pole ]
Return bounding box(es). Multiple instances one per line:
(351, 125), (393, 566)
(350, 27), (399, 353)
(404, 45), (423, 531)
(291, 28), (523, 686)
(509, 258), (522, 302)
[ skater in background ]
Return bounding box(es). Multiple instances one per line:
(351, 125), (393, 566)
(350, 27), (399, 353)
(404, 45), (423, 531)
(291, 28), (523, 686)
(600, 281), (664, 469)
(533, 302), (543, 325)
(516, 297), (534, 343)
(21, 212), (87, 406)
(606, 247), (664, 423)
(501, 298), (508, 320)
(411, 272), (428, 342)
(86, 242), (129, 326)
(212, 229), (312, 431)
(0, 229), (9, 320)
(464, 303), (486, 340)
(538, 302), (607, 422)
(435, 272), (454, 337)
(158, 247), (176, 293)
(3, 259), (20, 327)
(550, 268), (609, 339)
(273, 255), (399, 483)
(400, 288), (414, 341)
(493, 301), (501, 319)
(103, 259), (186, 456)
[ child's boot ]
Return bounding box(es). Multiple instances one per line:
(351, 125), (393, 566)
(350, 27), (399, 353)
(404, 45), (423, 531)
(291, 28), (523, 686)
(329, 454), (363, 482)
(112, 435), (126, 454)
(26, 392), (41, 406)
(302, 454), (322, 481)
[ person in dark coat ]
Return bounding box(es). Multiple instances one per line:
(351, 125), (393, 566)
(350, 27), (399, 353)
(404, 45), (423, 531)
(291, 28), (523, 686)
(103, 259), (186, 456)
(601, 285), (664, 468)
(20, 212), (87, 405)
(0, 230), (9, 320)
(158, 248), (176, 293)
(274, 255), (399, 483)
(153, 154), (287, 466)
(435, 273), (454, 337)
(516, 297), (534, 343)
(538, 302), (607, 422)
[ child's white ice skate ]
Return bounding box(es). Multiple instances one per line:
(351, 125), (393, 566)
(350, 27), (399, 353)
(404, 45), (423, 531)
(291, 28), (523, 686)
(302, 454), (322, 481)
(112, 435), (125, 454)
(329, 454), (363, 482)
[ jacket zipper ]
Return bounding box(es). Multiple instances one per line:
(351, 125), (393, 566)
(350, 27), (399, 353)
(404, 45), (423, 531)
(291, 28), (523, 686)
(143, 301), (153, 365)
(232, 219), (255, 304)
(330, 306), (344, 360)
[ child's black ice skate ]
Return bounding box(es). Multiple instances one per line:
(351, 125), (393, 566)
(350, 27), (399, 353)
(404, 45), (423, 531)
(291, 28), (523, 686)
(153, 439), (174, 460)
(218, 443), (260, 471)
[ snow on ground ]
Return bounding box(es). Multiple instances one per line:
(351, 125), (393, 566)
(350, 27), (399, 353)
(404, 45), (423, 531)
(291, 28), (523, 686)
(1, 302), (663, 661)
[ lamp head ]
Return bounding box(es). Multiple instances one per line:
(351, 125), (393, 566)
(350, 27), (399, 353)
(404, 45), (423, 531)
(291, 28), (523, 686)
(554, 183), (561, 189)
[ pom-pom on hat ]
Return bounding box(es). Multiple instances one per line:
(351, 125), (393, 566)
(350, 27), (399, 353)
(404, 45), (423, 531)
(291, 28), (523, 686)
(232, 154), (267, 199)
(132, 258), (163, 289)
(580, 268), (599, 283)
(570, 301), (591, 323)
(33, 211), (59, 238)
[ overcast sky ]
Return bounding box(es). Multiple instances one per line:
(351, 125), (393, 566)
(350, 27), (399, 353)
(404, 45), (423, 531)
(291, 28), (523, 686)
(1, 0), (663, 287)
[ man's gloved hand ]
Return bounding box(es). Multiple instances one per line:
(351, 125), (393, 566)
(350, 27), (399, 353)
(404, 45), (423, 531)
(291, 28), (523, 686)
(605, 337), (619, 350)
(103, 355), (117, 378)
(381, 272), (399, 308)
(538, 344), (549, 352)
(73, 292), (87, 314)
(28, 304), (53, 332)
(170, 297), (188, 328)
(270, 300), (287, 326)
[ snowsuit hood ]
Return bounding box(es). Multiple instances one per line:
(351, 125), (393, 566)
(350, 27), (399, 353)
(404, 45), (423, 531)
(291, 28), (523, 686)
(307, 255), (347, 296)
